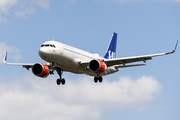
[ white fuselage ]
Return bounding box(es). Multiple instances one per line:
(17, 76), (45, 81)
(39, 41), (119, 76)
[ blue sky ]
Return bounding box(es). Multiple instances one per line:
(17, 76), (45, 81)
(0, 0), (180, 120)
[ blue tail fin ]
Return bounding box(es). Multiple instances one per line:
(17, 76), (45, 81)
(104, 32), (117, 59)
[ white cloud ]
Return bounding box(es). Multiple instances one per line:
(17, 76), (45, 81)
(0, 0), (51, 21)
(33, 0), (50, 10)
(0, 0), (180, 21)
(15, 4), (35, 17)
(0, 74), (162, 120)
(0, 0), (18, 22)
(0, 0), (18, 13)
(15, 0), (51, 17)
(0, 42), (21, 63)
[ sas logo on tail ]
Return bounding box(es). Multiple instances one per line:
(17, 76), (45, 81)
(108, 51), (116, 59)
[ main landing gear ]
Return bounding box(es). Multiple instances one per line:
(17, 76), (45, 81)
(50, 63), (65, 85)
(50, 63), (103, 85)
(94, 75), (103, 83)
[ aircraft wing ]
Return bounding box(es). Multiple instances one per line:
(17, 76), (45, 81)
(3, 52), (50, 70)
(105, 41), (178, 67)
(81, 41), (178, 68)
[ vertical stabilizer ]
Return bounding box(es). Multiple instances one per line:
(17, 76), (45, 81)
(104, 32), (117, 59)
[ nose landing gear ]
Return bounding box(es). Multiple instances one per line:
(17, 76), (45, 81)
(55, 67), (65, 85)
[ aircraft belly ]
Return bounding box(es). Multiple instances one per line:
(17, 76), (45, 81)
(55, 63), (91, 74)
(53, 54), (71, 67)
(56, 64), (119, 77)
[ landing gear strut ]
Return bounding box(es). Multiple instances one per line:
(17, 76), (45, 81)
(94, 75), (103, 83)
(50, 62), (55, 75)
(49, 63), (65, 85)
(55, 68), (65, 85)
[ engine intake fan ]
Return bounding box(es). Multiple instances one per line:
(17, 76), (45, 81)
(89, 60), (106, 74)
(32, 63), (49, 78)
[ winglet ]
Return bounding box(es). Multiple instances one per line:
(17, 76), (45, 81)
(174, 40), (178, 52)
(165, 41), (178, 55)
(3, 52), (7, 64)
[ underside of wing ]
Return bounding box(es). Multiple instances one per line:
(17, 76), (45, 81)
(104, 56), (151, 67)
(80, 61), (89, 67)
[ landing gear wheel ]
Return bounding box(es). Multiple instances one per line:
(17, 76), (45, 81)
(62, 78), (65, 85)
(99, 76), (103, 83)
(94, 77), (98, 83)
(50, 70), (54, 75)
(56, 78), (66, 85)
(94, 76), (103, 83)
(56, 79), (60, 85)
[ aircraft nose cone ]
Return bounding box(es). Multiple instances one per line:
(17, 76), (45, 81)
(39, 47), (49, 58)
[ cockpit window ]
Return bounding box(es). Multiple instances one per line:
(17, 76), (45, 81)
(41, 44), (56, 48)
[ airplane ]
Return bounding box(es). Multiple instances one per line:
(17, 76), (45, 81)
(3, 33), (178, 85)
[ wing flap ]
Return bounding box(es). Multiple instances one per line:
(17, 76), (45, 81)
(105, 56), (152, 66)
(115, 64), (146, 68)
(104, 56), (152, 67)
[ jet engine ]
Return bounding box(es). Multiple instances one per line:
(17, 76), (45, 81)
(32, 63), (49, 78)
(89, 60), (107, 74)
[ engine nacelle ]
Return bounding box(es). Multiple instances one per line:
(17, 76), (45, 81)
(32, 63), (49, 78)
(89, 60), (107, 74)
